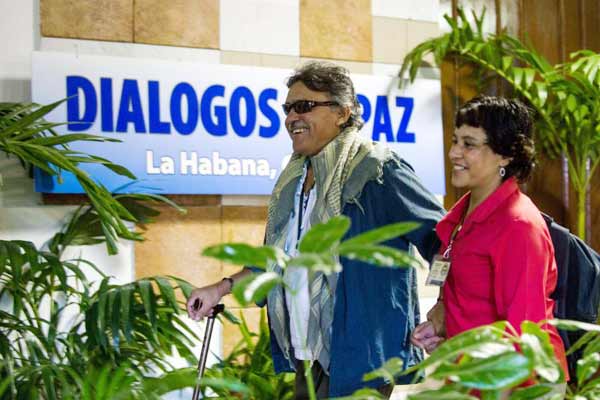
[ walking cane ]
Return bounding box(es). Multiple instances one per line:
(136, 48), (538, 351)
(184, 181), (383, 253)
(192, 302), (225, 400)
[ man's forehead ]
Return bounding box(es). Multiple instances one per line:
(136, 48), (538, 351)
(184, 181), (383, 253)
(285, 82), (331, 101)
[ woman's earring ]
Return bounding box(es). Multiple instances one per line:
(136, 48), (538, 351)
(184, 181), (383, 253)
(499, 166), (506, 177)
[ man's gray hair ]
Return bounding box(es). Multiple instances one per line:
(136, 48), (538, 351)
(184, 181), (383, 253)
(286, 61), (364, 130)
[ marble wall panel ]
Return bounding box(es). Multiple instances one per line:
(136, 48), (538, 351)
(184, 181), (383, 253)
(221, 206), (268, 307)
(134, 0), (219, 48)
(40, 37), (220, 63)
(299, 57), (372, 74)
(221, 306), (264, 357)
(300, 0), (372, 62)
(135, 206), (223, 297)
(41, 0), (133, 41)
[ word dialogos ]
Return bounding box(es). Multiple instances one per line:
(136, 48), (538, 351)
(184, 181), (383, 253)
(66, 76), (416, 143)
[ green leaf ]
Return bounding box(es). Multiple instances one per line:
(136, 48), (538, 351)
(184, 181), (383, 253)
(533, 82), (548, 107)
(577, 352), (600, 383)
(298, 215), (351, 253)
(220, 309), (241, 325)
(520, 322), (562, 382)
(523, 68), (536, 88)
(202, 243), (286, 269)
(246, 372), (274, 397)
(409, 390), (478, 400)
(566, 331), (597, 356)
(339, 244), (424, 268)
(509, 384), (553, 399)
(155, 276), (180, 312)
(432, 352), (532, 390)
(97, 291), (109, 350)
(480, 391), (501, 400)
(566, 94), (577, 112)
(40, 365), (58, 400)
(363, 357), (403, 383)
(502, 56), (513, 71)
(101, 162), (136, 179)
(120, 285), (133, 342)
(339, 222), (420, 248)
(231, 272), (282, 306)
(583, 335), (600, 357)
(402, 323), (509, 375)
(464, 342), (515, 359)
(108, 290), (121, 351)
(548, 319), (600, 333)
(28, 133), (116, 146)
(138, 279), (157, 329)
(94, 363), (111, 400)
(142, 368), (197, 395)
(170, 275), (194, 299)
(512, 68), (524, 87)
(287, 253), (341, 274)
(334, 387), (386, 399)
(200, 377), (250, 395)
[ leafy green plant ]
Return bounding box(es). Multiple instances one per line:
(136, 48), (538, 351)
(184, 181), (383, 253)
(400, 8), (600, 241)
(201, 216), (424, 400)
(400, 319), (600, 400)
(0, 100), (213, 398)
(200, 214), (600, 399)
(203, 217), (424, 308)
(201, 310), (295, 400)
(0, 100), (168, 254)
(46, 192), (184, 258)
(0, 237), (203, 398)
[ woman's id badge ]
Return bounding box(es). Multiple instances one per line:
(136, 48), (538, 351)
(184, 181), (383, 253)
(426, 255), (450, 286)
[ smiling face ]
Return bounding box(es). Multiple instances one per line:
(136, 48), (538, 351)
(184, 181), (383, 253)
(284, 81), (349, 157)
(449, 124), (510, 200)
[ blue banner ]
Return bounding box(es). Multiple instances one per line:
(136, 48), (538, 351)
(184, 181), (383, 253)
(32, 52), (445, 195)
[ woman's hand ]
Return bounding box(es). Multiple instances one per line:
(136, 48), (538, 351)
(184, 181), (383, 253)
(426, 300), (446, 337)
(411, 321), (444, 353)
(411, 301), (447, 353)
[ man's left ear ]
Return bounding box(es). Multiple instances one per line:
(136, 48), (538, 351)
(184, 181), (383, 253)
(336, 107), (351, 127)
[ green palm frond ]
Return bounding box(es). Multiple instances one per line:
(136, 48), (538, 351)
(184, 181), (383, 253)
(46, 193), (185, 257)
(0, 100), (170, 255)
(400, 7), (600, 239)
(81, 275), (198, 371)
(0, 239), (201, 397)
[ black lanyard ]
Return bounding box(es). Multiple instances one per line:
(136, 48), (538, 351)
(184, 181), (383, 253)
(297, 189), (312, 242)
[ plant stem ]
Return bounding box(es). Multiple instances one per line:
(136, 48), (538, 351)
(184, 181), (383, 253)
(577, 187), (586, 241)
(303, 360), (317, 400)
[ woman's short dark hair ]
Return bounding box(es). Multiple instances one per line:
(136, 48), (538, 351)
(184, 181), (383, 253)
(455, 95), (536, 182)
(286, 61), (364, 130)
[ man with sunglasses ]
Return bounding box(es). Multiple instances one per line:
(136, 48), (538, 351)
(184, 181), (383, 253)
(187, 61), (445, 398)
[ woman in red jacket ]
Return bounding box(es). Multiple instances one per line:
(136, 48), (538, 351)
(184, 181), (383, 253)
(412, 96), (568, 391)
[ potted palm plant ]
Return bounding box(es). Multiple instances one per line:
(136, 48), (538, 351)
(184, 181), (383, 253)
(400, 8), (600, 242)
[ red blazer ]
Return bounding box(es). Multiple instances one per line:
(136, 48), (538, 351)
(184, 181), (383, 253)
(437, 177), (568, 379)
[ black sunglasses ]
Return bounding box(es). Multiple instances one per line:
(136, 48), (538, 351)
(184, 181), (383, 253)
(281, 100), (339, 115)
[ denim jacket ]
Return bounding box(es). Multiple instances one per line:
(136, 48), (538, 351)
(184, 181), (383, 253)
(266, 153), (445, 397)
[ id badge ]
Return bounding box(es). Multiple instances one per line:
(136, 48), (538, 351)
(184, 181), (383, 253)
(426, 255), (450, 286)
